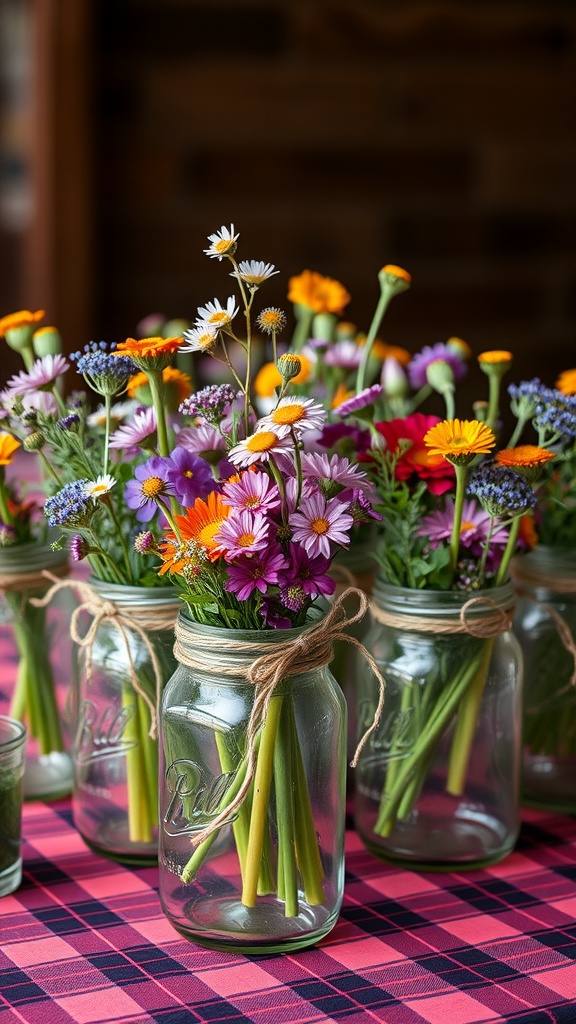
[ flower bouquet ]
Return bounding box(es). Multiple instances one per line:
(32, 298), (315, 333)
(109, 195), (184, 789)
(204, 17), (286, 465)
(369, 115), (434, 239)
(125, 225), (382, 950)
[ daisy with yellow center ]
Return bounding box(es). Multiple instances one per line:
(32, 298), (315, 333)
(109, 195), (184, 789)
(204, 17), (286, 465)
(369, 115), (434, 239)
(556, 368), (576, 395)
(203, 224), (239, 260)
(0, 433), (21, 465)
(195, 297), (239, 332)
(261, 397), (326, 434)
(424, 418), (496, 466)
(256, 308), (287, 336)
(228, 426), (293, 469)
(288, 270), (351, 316)
(230, 260), (279, 286)
(181, 325), (219, 355)
(83, 475), (117, 502)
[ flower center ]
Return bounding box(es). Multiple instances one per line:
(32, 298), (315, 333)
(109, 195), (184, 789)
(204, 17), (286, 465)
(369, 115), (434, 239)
(246, 431), (279, 453)
(207, 311), (230, 326)
(244, 495), (260, 508)
(215, 239), (233, 253)
(183, 470), (194, 479)
(238, 532), (256, 548)
(460, 520), (475, 532)
(198, 522), (223, 547)
(272, 403), (306, 425)
(310, 516), (329, 536)
(141, 476), (165, 499)
(91, 484), (108, 495)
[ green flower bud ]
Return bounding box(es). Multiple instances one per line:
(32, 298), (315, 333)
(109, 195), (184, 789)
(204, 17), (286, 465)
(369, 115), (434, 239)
(33, 326), (62, 357)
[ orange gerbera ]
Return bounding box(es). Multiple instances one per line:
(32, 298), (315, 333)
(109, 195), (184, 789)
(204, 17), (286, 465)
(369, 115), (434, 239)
(288, 270), (351, 315)
(495, 445), (555, 469)
(127, 366), (192, 404)
(0, 433), (21, 465)
(424, 418), (496, 465)
(114, 335), (183, 372)
(162, 491), (231, 570)
(556, 368), (576, 395)
(254, 354), (312, 398)
(0, 309), (45, 337)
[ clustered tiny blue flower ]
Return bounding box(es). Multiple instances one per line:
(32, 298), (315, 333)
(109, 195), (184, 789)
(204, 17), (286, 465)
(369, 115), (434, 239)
(179, 383), (238, 423)
(468, 462), (537, 518)
(70, 341), (137, 397)
(44, 480), (95, 527)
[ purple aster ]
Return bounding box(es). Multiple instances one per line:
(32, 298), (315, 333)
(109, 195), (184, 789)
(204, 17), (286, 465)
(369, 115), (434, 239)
(333, 384), (383, 418)
(301, 452), (373, 498)
(5, 354), (70, 396)
(324, 340), (362, 370)
(289, 493), (354, 558)
(214, 509), (270, 560)
(347, 490), (383, 524)
(418, 498), (508, 554)
(124, 455), (176, 522)
(278, 543), (336, 600)
(408, 343), (467, 390)
(165, 446), (214, 506)
(109, 407), (157, 454)
(221, 470), (281, 513)
(225, 544), (287, 601)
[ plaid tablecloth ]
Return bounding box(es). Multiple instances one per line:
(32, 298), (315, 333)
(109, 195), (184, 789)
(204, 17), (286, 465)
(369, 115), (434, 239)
(1, 799), (575, 1024)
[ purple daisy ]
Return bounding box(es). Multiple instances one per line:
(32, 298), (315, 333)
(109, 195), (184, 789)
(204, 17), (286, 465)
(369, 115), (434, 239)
(289, 493), (354, 558)
(225, 544), (287, 601)
(408, 343), (467, 390)
(278, 543), (336, 601)
(301, 452), (373, 497)
(108, 406), (157, 454)
(125, 455), (176, 522)
(5, 354), (70, 395)
(165, 446), (214, 506)
(221, 470), (281, 513)
(214, 509), (270, 561)
(333, 384), (383, 418)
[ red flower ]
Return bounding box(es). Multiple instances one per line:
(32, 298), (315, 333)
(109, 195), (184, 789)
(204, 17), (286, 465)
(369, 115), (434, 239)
(374, 413), (455, 495)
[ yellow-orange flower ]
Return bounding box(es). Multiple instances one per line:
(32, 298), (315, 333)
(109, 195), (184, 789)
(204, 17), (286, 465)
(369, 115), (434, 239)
(381, 264), (411, 284)
(478, 350), (513, 364)
(370, 340), (412, 366)
(127, 366), (192, 404)
(424, 418), (496, 464)
(446, 337), (472, 360)
(254, 355), (312, 398)
(495, 445), (555, 470)
(115, 336), (183, 359)
(556, 369), (576, 395)
(331, 384), (353, 409)
(0, 433), (21, 465)
(0, 309), (45, 337)
(161, 491), (230, 571)
(288, 270), (351, 315)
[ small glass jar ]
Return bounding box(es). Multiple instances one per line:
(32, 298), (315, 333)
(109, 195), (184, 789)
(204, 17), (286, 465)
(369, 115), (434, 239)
(159, 608), (347, 954)
(354, 579), (522, 870)
(512, 547), (576, 813)
(71, 581), (179, 864)
(0, 716), (26, 897)
(0, 541), (74, 800)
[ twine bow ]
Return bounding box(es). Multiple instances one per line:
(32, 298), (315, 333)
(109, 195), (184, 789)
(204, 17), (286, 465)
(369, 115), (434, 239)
(31, 574), (179, 738)
(174, 586), (386, 847)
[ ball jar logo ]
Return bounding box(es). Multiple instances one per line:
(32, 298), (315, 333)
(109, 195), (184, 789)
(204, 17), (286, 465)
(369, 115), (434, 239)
(163, 758), (237, 836)
(357, 697), (415, 767)
(74, 699), (138, 764)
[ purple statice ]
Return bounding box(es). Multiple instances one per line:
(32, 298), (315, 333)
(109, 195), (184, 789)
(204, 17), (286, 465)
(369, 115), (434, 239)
(214, 509), (270, 560)
(408, 343), (467, 390)
(221, 470), (281, 513)
(278, 543), (336, 602)
(225, 544), (287, 601)
(44, 480), (95, 527)
(418, 498), (509, 554)
(508, 378), (576, 438)
(70, 341), (137, 397)
(179, 383), (238, 424)
(124, 456), (176, 522)
(507, 377), (545, 421)
(333, 384), (383, 418)
(5, 354), (70, 396)
(301, 452), (373, 499)
(109, 407), (157, 454)
(324, 340), (362, 370)
(165, 446), (214, 506)
(69, 534), (89, 561)
(289, 492), (354, 558)
(468, 462), (537, 518)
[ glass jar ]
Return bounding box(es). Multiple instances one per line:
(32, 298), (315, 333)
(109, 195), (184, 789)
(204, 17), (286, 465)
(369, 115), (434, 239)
(72, 581), (179, 865)
(159, 608), (347, 954)
(354, 580), (522, 869)
(512, 547), (576, 813)
(0, 541), (74, 800)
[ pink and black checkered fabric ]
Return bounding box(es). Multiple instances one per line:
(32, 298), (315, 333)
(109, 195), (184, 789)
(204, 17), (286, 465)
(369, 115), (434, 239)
(0, 802), (575, 1024)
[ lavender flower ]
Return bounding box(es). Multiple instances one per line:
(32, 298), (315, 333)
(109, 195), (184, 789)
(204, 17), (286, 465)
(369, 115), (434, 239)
(468, 462), (537, 518)
(179, 383), (238, 423)
(221, 470), (281, 513)
(289, 493), (354, 558)
(324, 340), (362, 370)
(5, 354), (70, 396)
(301, 452), (373, 498)
(108, 406), (157, 455)
(333, 384), (383, 418)
(418, 498), (509, 552)
(215, 509), (270, 560)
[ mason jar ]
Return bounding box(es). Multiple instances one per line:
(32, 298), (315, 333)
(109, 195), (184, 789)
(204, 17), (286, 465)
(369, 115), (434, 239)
(71, 581), (179, 864)
(353, 579), (522, 869)
(0, 540), (74, 800)
(158, 607), (347, 954)
(512, 547), (576, 813)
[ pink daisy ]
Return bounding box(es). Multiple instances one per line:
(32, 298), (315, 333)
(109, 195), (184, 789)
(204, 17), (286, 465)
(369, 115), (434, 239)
(301, 452), (374, 496)
(214, 509), (270, 561)
(418, 498), (509, 552)
(221, 471), (281, 513)
(225, 544), (287, 601)
(109, 406), (157, 454)
(289, 493), (354, 558)
(5, 354), (70, 395)
(334, 384), (383, 418)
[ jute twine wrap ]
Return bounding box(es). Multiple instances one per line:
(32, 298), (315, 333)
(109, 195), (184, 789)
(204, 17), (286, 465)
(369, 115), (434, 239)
(511, 560), (576, 687)
(173, 587), (386, 848)
(0, 559), (69, 595)
(31, 573), (179, 738)
(369, 594), (514, 639)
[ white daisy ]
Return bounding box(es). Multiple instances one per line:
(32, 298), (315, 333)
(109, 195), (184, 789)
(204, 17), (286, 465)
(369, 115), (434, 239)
(181, 325), (219, 354)
(203, 224), (239, 260)
(228, 426), (293, 468)
(259, 396), (326, 434)
(83, 475), (117, 502)
(195, 296), (239, 332)
(230, 261), (279, 286)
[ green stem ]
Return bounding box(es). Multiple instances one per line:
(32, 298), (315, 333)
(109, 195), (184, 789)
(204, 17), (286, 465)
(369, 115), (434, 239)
(242, 695), (283, 907)
(496, 516), (521, 585)
(446, 641), (493, 796)
(147, 370), (170, 457)
(287, 695), (325, 905)
(291, 307), (313, 351)
(103, 393), (112, 477)
(215, 731), (250, 879)
(449, 464), (468, 578)
(356, 289), (392, 393)
(507, 415), (529, 449)
(123, 686), (152, 843)
(486, 375), (501, 432)
(274, 700), (298, 917)
(181, 750), (253, 883)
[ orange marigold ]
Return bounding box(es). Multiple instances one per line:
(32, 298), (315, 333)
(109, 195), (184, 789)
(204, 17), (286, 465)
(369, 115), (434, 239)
(287, 270), (351, 315)
(0, 309), (45, 337)
(160, 491), (230, 571)
(495, 445), (555, 469)
(115, 336), (183, 359)
(381, 264), (411, 284)
(424, 418), (496, 464)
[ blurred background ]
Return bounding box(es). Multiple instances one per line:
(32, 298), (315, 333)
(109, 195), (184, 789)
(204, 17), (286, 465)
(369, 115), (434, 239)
(1, 0), (575, 391)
